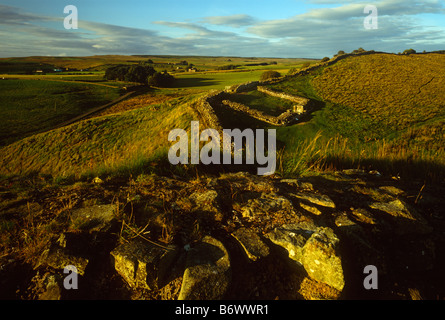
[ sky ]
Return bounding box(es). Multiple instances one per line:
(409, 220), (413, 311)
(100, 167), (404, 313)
(0, 0), (444, 58)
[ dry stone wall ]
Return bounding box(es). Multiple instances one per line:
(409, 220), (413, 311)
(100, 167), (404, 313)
(257, 86), (310, 107)
(194, 90), (227, 134)
(221, 100), (297, 126)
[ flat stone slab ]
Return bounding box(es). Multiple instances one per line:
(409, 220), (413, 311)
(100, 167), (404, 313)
(231, 228), (270, 261)
(299, 202), (322, 215)
(111, 240), (177, 290)
(291, 192), (336, 209)
(178, 236), (231, 300)
(369, 199), (432, 234)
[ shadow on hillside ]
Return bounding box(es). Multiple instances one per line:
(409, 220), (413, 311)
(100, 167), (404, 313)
(174, 77), (221, 88)
(316, 155), (445, 184)
(281, 172), (445, 299)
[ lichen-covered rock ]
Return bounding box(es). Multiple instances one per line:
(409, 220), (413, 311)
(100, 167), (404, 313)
(266, 224), (344, 291)
(350, 207), (377, 225)
(178, 236), (231, 300)
(231, 228), (269, 261)
(299, 202), (322, 215)
(301, 228), (345, 292)
(369, 199), (432, 234)
(240, 192), (295, 222)
(110, 240), (178, 290)
(266, 224), (315, 264)
(290, 192), (336, 209)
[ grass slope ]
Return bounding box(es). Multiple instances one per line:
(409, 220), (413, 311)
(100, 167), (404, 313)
(272, 53), (445, 182)
(0, 79), (121, 146)
(0, 95), (196, 179)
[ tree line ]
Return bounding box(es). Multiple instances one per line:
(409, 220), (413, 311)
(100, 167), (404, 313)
(104, 65), (175, 87)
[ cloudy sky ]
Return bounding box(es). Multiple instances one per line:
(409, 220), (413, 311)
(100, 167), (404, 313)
(0, 0), (444, 58)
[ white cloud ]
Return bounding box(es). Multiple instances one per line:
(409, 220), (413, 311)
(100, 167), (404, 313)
(0, 2), (444, 58)
(202, 14), (257, 27)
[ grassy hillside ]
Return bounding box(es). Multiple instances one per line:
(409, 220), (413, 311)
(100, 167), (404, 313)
(272, 53), (445, 182)
(0, 95), (197, 180)
(312, 53), (445, 131)
(1, 53), (444, 183)
(0, 79), (121, 146)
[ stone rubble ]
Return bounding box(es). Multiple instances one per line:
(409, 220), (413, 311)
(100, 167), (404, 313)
(15, 169), (443, 300)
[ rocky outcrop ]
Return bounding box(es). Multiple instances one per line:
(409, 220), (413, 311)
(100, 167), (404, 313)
(266, 224), (344, 291)
(3, 169), (444, 300)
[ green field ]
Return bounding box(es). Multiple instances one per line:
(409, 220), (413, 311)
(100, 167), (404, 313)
(174, 70), (274, 91)
(0, 79), (121, 146)
(1, 53), (444, 183)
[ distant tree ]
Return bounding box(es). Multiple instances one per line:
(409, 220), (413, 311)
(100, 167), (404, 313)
(148, 71), (175, 87)
(260, 70), (281, 81)
(124, 65), (156, 84)
(320, 57), (330, 62)
(403, 48), (417, 55)
(216, 64), (239, 70)
(105, 65), (129, 81)
(337, 50), (346, 55)
(105, 65), (155, 84)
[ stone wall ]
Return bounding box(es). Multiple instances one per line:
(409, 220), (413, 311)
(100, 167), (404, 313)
(225, 81), (260, 93)
(194, 90), (227, 134)
(257, 86), (310, 106)
(195, 51), (385, 131)
(221, 100), (297, 126)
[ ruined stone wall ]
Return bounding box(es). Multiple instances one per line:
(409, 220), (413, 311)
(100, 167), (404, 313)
(225, 81), (260, 93)
(221, 100), (296, 126)
(257, 86), (310, 106)
(194, 52), (384, 131)
(194, 90), (226, 134)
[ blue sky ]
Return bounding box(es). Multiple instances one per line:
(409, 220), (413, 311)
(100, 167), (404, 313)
(0, 0), (444, 58)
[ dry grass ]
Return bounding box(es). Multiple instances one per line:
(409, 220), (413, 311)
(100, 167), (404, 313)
(95, 93), (181, 117)
(0, 95), (196, 179)
(312, 53), (445, 130)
